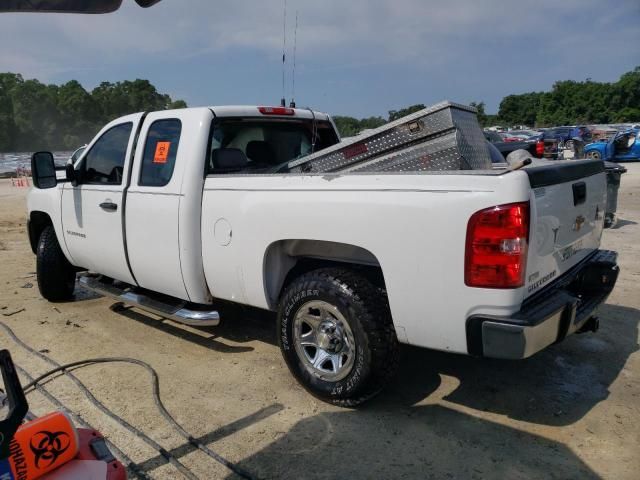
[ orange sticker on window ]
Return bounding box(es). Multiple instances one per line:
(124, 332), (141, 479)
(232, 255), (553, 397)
(154, 141), (171, 163)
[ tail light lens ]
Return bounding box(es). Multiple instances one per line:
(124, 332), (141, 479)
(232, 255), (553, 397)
(535, 140), (544, 157)
(465, 202), (530, 288)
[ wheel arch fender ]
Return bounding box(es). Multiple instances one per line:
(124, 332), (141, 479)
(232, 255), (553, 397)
(28, 210), (76, 266)
(584, 143), (604, 155)
(28, 211), (54, 254)
(262, 239), (386, 310)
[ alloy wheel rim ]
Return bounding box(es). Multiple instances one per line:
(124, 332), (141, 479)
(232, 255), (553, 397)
(293, 300), (356, 382)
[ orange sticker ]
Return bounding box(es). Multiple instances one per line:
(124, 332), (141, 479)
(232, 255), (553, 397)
(154, 141), (171, 164)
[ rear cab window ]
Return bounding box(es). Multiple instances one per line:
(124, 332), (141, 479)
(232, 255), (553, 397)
(139, 119), (182, 186)
(207, 118), (339, 174)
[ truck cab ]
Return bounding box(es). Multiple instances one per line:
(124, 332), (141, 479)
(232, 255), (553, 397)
(30, 106), (340, 302)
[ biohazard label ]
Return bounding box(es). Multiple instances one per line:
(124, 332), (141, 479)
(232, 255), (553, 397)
(154, 141), (171, 164)
(8, 439), (26, 480)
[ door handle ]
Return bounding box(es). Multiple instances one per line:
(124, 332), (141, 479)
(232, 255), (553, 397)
(99, 201), (118, 212)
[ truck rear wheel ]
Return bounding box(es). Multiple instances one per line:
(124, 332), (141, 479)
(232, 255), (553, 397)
(278, 268), (399, 407)
(37, 226), (76, 301)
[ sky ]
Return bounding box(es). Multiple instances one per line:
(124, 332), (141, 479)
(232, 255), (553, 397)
(1, 0), (639, 118)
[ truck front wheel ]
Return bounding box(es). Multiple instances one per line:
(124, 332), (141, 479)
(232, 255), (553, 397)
(36, 226), (76, 301)
(278, 268), (399, 407)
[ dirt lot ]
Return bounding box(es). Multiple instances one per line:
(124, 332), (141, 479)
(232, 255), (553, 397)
(1, 165), (639, 479)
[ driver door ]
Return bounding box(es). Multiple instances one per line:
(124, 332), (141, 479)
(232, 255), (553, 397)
(61, 114), (143, 284)
(606, 134), (618, 160)
(617, 132), (638, 160)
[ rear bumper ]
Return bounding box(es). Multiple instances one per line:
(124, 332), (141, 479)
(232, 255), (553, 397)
(466, 250), (619, 359)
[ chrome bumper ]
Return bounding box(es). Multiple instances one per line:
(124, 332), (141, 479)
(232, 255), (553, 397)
(466, 250), (619, 360)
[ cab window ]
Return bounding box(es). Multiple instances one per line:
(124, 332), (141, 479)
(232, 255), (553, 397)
(81, 123), (133, 185)
(139, 119), (182, 187)
(207, 119), (339, 174)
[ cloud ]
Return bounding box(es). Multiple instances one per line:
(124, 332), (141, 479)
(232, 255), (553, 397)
(1, 0), (638, 114)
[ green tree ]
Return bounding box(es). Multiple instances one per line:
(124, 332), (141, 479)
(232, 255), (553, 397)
(388, 104), (425, 122)
(497, 67), (640, 126)
(469, 101), (489, 126)
(332, 116), (363, 137)
(0, 73), (188, 151)
(168, 99), (187, 109)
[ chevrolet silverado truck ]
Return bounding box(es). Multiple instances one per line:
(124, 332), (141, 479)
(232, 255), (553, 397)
(27, 105), (619, 406)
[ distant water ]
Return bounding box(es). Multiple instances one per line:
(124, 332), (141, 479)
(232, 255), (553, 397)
(0, 152), (71, 177)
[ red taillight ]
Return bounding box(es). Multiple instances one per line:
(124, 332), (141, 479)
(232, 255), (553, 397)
(535, 139), (544, 157)
(465, 202), (530, 288)
(258, 106), (295, 116)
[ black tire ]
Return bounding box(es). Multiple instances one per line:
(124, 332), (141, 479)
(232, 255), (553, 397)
(587, 150), (601, 160)
(36, 225), (76, 301)
(278, 268), (399, 407)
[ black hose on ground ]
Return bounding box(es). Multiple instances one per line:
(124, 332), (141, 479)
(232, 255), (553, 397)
(0, 321), (257, 480)
(13, 363), (152, 480)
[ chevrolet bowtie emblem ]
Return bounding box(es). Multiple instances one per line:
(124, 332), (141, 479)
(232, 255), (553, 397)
(573, 215), (586, 232)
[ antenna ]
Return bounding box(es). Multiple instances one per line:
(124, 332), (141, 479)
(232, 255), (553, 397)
(280, 0), (287, 107)
(290, 11), (298, 109)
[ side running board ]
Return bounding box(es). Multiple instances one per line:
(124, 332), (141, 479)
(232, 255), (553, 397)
(79, 275), (220, 327)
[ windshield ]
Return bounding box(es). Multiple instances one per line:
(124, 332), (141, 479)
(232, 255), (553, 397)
(208, 118), (339, 174)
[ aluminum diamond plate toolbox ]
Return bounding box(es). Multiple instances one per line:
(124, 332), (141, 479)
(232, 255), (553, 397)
(287, 101), (492, 173)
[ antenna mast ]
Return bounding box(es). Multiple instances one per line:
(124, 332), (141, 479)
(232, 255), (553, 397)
(280, 0), (287, 107)
(290, 11), (298, 108)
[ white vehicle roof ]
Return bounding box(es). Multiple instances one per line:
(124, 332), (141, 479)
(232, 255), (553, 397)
(209, 105), (331, 121)
(118, 106), (331, 123)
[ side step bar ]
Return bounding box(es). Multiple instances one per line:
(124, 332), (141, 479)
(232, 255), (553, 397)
(78, 276), (220, 327)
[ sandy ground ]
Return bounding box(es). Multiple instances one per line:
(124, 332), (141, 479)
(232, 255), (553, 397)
(1, 166), (639, 480)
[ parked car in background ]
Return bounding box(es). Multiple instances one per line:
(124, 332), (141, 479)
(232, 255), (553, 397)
(510, 129), (543, 141)
(590, 126), (619, 142)
(585, 129), (640, 162)
(501, 133), (527, 142)
(542, 126), (574, 145)
(540, 127), (577, 159)
(484, 130), (540, 158)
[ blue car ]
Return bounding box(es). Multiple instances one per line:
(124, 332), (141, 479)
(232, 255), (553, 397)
(541, 126), (575, 144)
(585, 129), (640, 161)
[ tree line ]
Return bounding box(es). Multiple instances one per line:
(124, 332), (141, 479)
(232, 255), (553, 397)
(497, 67), (639, 127)
(333, 66), (639, 136)
(332, 102), (491, 138)
(1, 66), (638, 150)
(0, 73), (186, 151)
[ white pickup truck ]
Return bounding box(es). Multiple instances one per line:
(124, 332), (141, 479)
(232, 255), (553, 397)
(27, 105), (619, 406)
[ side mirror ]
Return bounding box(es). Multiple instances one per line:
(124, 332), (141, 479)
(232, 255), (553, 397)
(30, 151), (57, 189)
(65, 163), (78, 186)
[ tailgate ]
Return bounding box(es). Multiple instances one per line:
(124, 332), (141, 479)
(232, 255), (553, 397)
(525, 160), (607, 298)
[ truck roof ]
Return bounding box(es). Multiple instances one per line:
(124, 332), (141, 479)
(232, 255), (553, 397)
(142, 105), (331, 122)
(208, 105), (331, 121)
